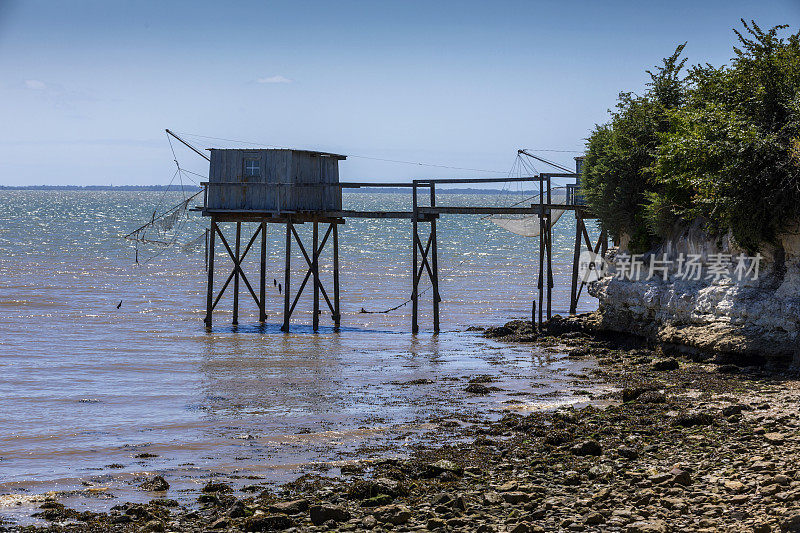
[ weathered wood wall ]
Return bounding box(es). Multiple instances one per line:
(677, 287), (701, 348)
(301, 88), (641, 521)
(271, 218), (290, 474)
(207, 149), (343, 212)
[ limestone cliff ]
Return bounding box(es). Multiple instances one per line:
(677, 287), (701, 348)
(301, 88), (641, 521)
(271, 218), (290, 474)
(587, 222), (800, 360)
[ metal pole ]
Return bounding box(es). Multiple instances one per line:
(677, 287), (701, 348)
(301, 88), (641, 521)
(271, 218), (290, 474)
(165, 129), (210, 162)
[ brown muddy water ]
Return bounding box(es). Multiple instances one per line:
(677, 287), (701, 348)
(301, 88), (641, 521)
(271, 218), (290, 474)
(0, 190), (607, 524)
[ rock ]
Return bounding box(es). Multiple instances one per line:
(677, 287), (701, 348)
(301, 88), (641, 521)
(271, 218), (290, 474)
(652, 358), (679, 371)
(753, 521), (772, 533)
(673, 411), (715, 427)
(626, 520), (667, 533)
(465, 383), (490, 394)
(618, 445), (639, 459)
(210, 518), (228, 529)
(371, 504), (411, 525)
(637, 390), (666, 403)
(501, 492), (531, 504)
(717, 364), (740, 373)
(622, 387), (654, 402)
(722, 404), (747, 417)
(724, 480), (745, 493)
(771, 474), (792, 485)
(226, 500), (248, 518)
(309, 505), (350, 526)
(361, 515), (377, 529)
(361, 494), (393, 507)
(347, 478), (402, 499)
(509, 523), (531, 533)
(571, 440), (603, 456)
(764, 432), (786, 444)
(243, 514), (295, 531)
(483, 492), (503, 505)
(425, 459), (463, 477)
(649, 473), (672, 485)
(140, 520), (165, 532)
(781, 513), (800, 532)
(139, 476), (169, 492)
(584, 511), (605, 525)
(203, 481), (233, 493)
(427, 517), (447, 530)
(268, 498), (309, 515)
(670, 467), (692, 486)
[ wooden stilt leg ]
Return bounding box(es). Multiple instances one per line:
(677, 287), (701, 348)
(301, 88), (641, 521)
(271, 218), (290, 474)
(570, 214), (583, 315)
(537, 207), (544, 326)
(332, 222), (341, 329)
(312, 222), (320, 332)
(204, 220), (216, 328)
(546, 178), (553, 320)
(430, 185), (440, 333)
(259, 221), (267, 322)
(282, 221), (291, 332)
(232, 222), (241, 325)
(204, 228), (209, 272)
(412, 184), (419, 334)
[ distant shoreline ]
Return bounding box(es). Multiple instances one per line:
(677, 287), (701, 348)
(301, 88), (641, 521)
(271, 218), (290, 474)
(0, 185), (534, 194)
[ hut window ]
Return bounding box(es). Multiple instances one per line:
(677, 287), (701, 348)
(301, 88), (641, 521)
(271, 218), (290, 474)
(243, 159), (260, 178)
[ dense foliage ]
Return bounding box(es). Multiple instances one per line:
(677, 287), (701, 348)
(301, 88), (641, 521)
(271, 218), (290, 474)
(583, 21), (800, 253)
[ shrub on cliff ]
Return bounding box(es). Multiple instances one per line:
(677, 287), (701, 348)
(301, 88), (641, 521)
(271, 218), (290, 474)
(583, 21), (800, 253)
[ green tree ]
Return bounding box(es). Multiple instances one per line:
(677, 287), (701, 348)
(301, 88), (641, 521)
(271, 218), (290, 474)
(648, 21), (800, 252)
(582, 45), (686, 252)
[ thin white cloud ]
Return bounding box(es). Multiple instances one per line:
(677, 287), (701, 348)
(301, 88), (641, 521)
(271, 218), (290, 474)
(256, 75), (292, 84)
(24, 79), (47, 90)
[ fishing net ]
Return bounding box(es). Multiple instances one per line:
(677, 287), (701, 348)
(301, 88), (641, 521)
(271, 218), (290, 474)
(488, 187), (568, 237)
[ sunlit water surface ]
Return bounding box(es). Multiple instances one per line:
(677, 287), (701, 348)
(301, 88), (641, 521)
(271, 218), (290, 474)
(0, 191), (605, 522)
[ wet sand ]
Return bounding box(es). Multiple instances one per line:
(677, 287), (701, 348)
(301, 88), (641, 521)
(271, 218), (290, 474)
(7, 317), (800, 532)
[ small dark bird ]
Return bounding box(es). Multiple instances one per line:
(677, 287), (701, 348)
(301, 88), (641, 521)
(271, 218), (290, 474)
(116, 300), (122, 309)
(278, 283), (282, 294)
(273, 278), (277, 286)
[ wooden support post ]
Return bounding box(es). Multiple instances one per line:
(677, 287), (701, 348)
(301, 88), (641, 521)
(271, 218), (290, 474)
(430, 183), (440, 333)
(537, 192), (544, 326)
(282, 220), (291, 332)
(411, 183), (419, 334)
(259, 221), (267, 322)
(332, 222), (341, 329)
(204, 220), (216, 328)
(546, 177), (553, 320)
(232, 222), (241, 325)
(312, 221), (320, 332)
(569, 214), (583, 315)
(204, 227), (209, 272)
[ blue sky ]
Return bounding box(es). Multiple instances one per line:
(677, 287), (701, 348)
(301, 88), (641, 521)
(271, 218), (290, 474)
(0, 0), (797, 186)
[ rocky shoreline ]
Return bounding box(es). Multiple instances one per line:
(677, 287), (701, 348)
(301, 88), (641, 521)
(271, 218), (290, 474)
(8, 317), (800, 532)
